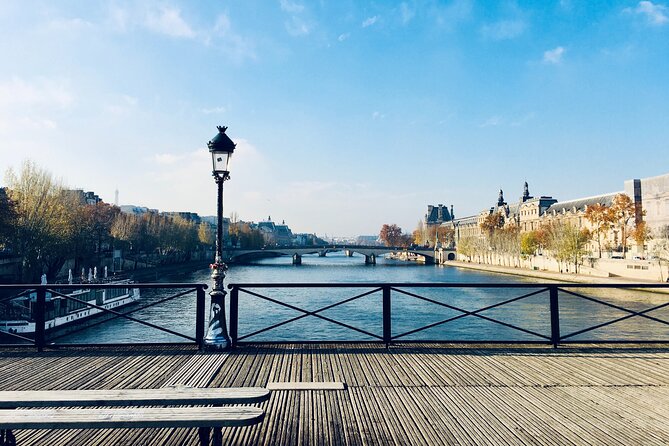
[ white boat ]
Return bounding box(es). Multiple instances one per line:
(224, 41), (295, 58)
(0, 280), (140, 336)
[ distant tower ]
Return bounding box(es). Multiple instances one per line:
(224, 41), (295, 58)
(450, 205), (454, 220)
(497, 189), (505, 206)
(522, 181), (530, 202)
(114, 188), (119, 206)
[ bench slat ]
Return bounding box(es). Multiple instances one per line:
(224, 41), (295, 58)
(0, 387), (269, 408)
(0, 407), (264, 429)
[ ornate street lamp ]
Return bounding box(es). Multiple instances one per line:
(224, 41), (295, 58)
(204, 125), (236, 350)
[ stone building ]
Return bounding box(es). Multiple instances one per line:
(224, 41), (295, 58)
(449, 172), (669, 256)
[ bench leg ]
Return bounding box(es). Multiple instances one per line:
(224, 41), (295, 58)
(197, 427), (222, 446)
(1, 429), (17, 446)
(212, 427), (222, 446)
(198, 427), (210, 446)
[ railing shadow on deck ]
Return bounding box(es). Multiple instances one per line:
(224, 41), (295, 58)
(228, 283), (669, 348)
(0, 283), (208, 351)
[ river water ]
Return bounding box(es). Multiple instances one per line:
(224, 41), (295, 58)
(59, 252), (669, 344)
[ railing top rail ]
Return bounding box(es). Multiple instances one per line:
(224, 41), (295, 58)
(0, 283), (208, 290)
(229, 282), (669, 289)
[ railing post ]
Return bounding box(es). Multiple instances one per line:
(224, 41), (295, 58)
(229, 286), (239, 348)
(196, 286), (206, 351)
(549, 285), (560, 349)
(34, 286), (46, 352)
(382, 285), (391, 347)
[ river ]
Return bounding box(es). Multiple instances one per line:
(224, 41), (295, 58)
(59, 252), (669, 344)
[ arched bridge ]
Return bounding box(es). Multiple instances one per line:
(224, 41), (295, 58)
(222, 245), (456, 265)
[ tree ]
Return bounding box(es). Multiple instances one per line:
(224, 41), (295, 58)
(545, 220), (591, 273)
(456, 236), (476, 261)
(0, 189), (16, 250)
(436, 225), (455, 248)
(585, 202), (612, 258)
(651, 225), (669, 281)
(609, 193), (636, 255)
(480, 212), (504, 239)
(631, 221), (652, 254)
(412, 220), (427, 246)
(198, 223), (215, 247)
(4, 161), (80, 281)
(379, 224), (408, 247)
(520, 231), (540, 256)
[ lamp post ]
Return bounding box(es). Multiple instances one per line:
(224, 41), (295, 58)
(204, 125), (236, 350)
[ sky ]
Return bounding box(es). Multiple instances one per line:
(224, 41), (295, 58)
(0, 0), (668, 237)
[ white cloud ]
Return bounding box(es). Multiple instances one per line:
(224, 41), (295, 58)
(279, 0), (304, 14)
(338, 33), (350, 42)
(481, 19), (526, 40)
(543, 46), (565, 64)
(104, 95), (138, 116)
(625, 1), (669, 25)
(145, 7), (195, 38)
(285, 16), (312, 36)
(46, 17), (94, 32)
(0, 77), (73, 109)
(211, 14), (256, 61)
(399, 3), (415, 25)
(372, 111), (385, 120)
(200, 106), (226, 114)
(154, 153), (186, 165)
(479, 116), (503, 127)
(362, 16), (379, 28)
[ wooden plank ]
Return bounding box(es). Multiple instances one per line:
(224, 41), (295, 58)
(0, 407), (264, 429)
(267, 382), (345, 391)
(0, 387), (270, 407)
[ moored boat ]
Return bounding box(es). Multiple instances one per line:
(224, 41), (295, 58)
(0, 280), (140, 338)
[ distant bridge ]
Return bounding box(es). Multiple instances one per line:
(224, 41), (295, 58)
(222, 245), (456, 265)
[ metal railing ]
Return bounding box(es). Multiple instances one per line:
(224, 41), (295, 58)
(228, 283), (669, 347)
(0, 283), (208, 351)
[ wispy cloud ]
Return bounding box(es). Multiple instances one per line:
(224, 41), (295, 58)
(46, 17), (94, 32)
(372, 111), (385, 120)
(481, 19), (526, 40)
(279, 0), (304, 14)
(624, 1), (668, 26)
(338, 33), (350, 42)
(0, 77), (73, 109)
(145, 6), (195, 38)
(543, 46), (565, 64)
(362, 16), (379, 28)
(399, 3), (415, 25)
(200, 106), (226, 114)
(104, 94), (138, 116)
(285, 16), (312, 36)
(510, 112), (535, 127)
(479, 116), (503, 127)
(211, 14), (256, 61)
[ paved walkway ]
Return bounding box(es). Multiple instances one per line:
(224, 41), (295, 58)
(1, 343), (668, 445)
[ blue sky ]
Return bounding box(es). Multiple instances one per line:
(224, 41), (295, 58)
(1, 0), (668, 236)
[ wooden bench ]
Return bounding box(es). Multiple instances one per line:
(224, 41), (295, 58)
(0, 387), (270, 446)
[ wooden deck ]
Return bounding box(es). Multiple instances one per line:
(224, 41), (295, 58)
(1, 343), (668, 445)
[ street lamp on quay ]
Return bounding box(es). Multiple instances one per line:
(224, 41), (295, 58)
(204, 125), (236, 350)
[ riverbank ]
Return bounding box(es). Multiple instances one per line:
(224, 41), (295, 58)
(445, 260), (669, 286)
(115, 260), (209, 282)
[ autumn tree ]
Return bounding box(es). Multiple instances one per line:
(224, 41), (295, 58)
(609, 193), (636, 255)
(436, 225), (455, 248)
(412, 220), (427, 246)
(520, 231), (540, 256)
(198, 223), (215, 247)
(651, 226), (669, 281)
(546, 220), (591, 273)
(456, 236), (476, 261)
(630, 221), (652, 254)
(4, 161), (81, 281)
(584, 202), (612, 258)
(480, 212), (504, 239)
(379, 224), (409, 247)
